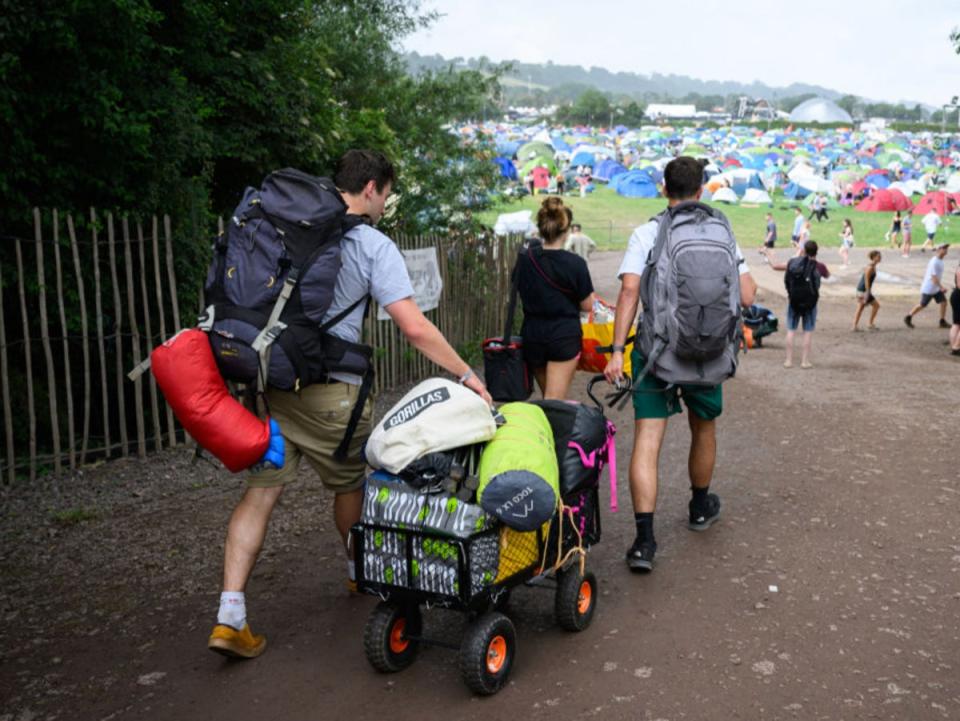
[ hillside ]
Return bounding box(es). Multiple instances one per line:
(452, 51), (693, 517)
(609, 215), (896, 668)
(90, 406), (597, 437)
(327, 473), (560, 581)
(405, 52), (843, 103)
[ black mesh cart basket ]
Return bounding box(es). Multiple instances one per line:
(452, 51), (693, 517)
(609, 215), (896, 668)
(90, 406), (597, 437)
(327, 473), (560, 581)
(351, 485), (601, 696)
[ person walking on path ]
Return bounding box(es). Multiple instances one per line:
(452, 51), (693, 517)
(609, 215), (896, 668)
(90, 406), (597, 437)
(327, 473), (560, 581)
(887, 210), (902, 249)
(760, 212), (777, 262)
(791, 206), (804, 250)
(839, 218), (855, 266)
(904, 243), (950, 329)
(603, 156), (757, 573)
(563, 222), (597, 260)
(921, 210), (942, 253)
(902, 212), (913, 258)
(949, 259), (960, 356)
(764, 240), (830, 369)
(208, 150), (492, 660)
(797, 220), (812, 255)
(852, 250), (882, 331)
(517, 197), (596, 400)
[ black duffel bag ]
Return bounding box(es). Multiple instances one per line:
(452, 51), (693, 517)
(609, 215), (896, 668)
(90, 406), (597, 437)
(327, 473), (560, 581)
(483, 251), (532, 402)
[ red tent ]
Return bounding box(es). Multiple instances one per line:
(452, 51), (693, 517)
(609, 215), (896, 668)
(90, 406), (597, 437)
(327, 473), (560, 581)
(532, 166), (551, 189)
(913, 191), (957, 217)
(855, 188), (913, 213)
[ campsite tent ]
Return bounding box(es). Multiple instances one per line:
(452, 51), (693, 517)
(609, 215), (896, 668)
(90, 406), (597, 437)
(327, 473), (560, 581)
(742, 188), (772, 204)
(520, 156), (557, 177)
(517, 141), (555, 163)
(493, 157), (518, 180)
(855, 188), (913, 212)
(592, 158), (628, 182)
(570, 151), (596, 168)
(783, 181), (812, 200)
(912, 191), (957, 217)
(711, 187), (738, 204)
(531, 166), (552, 189)
(610, 170), (659, 198)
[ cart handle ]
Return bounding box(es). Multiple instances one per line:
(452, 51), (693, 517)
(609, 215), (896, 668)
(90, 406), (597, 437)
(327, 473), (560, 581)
(586, 374), (632, 410)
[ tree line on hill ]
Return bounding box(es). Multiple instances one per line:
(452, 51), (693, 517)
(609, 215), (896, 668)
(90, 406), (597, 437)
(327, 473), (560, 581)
(406, 52), (940, 125)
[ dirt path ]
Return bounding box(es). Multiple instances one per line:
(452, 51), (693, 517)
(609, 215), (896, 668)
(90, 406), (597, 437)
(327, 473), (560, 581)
(2, 247), (959, 721)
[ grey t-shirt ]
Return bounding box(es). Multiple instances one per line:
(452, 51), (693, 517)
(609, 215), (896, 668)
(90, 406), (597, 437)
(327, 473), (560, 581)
(322, 223), (414, 383)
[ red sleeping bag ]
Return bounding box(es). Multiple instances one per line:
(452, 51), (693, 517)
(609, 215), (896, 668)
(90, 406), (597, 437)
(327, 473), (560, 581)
(151, 329), (270, 472)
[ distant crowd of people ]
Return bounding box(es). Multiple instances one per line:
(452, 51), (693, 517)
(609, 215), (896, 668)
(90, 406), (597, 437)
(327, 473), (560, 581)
(760, 207), (959, 363)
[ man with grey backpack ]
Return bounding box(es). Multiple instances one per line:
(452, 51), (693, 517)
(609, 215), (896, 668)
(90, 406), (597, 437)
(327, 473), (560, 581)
(604, 157), (757, 572)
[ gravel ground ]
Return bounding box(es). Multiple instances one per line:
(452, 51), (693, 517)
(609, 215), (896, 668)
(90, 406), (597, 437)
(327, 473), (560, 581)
(1, 247), (959, 721)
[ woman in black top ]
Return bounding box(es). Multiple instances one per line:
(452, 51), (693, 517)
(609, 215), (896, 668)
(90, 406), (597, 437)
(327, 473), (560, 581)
(516, 197), (596, 399)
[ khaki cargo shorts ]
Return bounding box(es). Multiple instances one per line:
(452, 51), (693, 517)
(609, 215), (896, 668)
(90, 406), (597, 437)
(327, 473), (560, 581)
(247, 381), (373, 493)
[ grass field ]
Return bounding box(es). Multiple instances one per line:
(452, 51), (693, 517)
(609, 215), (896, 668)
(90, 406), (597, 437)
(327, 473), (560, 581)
(478, 186), (955, 251)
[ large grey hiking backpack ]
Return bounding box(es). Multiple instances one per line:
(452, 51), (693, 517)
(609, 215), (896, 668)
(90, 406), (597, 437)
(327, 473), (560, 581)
(637, 201), (742, 387)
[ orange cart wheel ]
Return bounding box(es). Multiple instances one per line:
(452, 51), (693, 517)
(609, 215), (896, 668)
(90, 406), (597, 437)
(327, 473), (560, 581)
(460, 612), (516, 695)
(363, 602), (421, 673)
(555, 568), (598, 632)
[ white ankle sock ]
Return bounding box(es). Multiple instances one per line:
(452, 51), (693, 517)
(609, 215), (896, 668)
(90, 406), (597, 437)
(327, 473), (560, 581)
(218, 591), (246, 630)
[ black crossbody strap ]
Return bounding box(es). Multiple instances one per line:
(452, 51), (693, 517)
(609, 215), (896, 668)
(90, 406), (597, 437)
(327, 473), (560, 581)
(527, 247), (575, 297)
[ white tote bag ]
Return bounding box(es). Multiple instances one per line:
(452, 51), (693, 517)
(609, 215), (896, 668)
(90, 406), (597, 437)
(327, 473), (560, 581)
(365, 378), (497, 474)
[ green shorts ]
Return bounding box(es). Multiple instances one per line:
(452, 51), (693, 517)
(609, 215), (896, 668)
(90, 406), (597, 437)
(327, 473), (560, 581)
(247, 381), (373, 493)
(631, 347), (723, 421)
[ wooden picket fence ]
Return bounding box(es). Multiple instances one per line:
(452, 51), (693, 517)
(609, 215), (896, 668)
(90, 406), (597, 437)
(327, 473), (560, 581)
(0, 209), (517, 482)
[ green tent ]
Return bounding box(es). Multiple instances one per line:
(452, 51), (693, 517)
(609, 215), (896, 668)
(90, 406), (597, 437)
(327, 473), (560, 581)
(517, 141), (555, 162)
(520, 156), (557, 176)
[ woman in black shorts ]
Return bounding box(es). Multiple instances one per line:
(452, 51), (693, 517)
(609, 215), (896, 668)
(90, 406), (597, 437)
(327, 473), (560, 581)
(950, 260), (960, 356)
(888, 210), (902, 249)
(516, 197), (596, 399)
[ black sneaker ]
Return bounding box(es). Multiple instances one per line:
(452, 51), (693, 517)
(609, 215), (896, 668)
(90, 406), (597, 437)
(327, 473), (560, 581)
(688, 493), (722, 531)
(939, 319), (950, 329)
(903, 315), (914, 328)
(625, 539), (656, 572)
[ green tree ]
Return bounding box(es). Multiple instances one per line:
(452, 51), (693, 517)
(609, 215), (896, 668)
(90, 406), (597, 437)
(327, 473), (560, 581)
(555, 88), (611, 125)
(0, 0), (501, 235)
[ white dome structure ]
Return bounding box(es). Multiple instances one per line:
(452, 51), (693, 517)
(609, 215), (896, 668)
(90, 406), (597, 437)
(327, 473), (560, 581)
(789, 97), (852, 124)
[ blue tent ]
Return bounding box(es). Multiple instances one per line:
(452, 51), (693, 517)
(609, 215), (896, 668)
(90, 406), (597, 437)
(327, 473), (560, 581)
(551, 135), (571, 152)
(571, 151), (596, 167)
(493, 157), (517, 181)
(728, 172), (765, 196)
(592, 158), (628, 182)
(496, 139), (521, 157)
(611, 170), (659, 198)
(868, 173), (890, 189)
(783, 182), (812, 200)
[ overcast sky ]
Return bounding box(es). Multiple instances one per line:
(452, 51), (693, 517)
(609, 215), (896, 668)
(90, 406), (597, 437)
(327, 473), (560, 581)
(403, 1), (959, 108)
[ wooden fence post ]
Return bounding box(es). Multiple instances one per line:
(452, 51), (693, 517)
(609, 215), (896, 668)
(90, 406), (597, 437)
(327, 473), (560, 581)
(34, 208), (62, 476)
(52, 210), (76, 471)
(68, 214), (92, 465)
(154, 216), (176, 446)
(164, 215), (182, 332)
(15, 238), (36, 481)
(137, 220), (162, 452)
(107, 213), (128, 456)
(122, 217), (145, 458)
(0, 256), (14, 483)
(90, 209), (111, 460)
